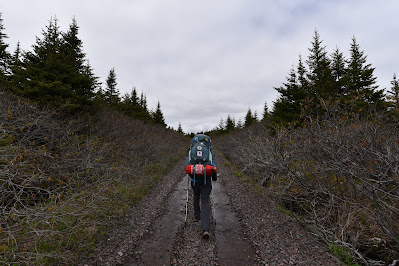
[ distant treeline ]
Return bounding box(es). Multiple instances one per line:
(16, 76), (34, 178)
(0, 14), (167, 127)
(209, 30), (399, 136)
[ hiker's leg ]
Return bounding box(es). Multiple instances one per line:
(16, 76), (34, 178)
(200, 181), (212, 231)
(191, 182), (201, 220)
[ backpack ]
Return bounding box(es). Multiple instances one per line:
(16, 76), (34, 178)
(185, 134), (217, 184)
(187, 134), (213, 166)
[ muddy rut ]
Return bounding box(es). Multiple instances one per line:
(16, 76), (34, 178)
(87, 154), (340, 265)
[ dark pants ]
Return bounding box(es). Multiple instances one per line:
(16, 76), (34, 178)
(191, 179), (212, 231)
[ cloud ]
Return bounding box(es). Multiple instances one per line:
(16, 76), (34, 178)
(2, 0), (399, 133)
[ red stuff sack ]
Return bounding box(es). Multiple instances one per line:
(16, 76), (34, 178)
(185, 164), (217, 176)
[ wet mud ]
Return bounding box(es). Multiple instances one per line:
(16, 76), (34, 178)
(212, 178), (256, 265)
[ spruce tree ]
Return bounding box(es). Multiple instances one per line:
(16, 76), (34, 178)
(177, 122), (183, 134)
(225, 114), (235, 132)
(152, 100), (166, 126)
(104, 67), (119, 105)
(306, 30), (334, 96)
(346, 37), (385, 113)
(330, 47), (347, 97)
(218, 117), (225, 131)
(387, 73), (399, 109)
(262, 101), (270, 120)
(139, 91), (148, 111)
(297, 55), (309, 92)
(0, 13), (11, 85)
(21, 17), (74, 104)
(10, 41), (23, 90)
(62, 18), (98, 100)
(130, 87), (138, 106)
(244, 107), (255, 127)
(236, 118), (243, 129)
(272, 65), (305, 125)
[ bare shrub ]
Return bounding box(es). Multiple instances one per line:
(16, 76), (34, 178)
(216, 116), (399, 265)
(0, 89), (186, 264)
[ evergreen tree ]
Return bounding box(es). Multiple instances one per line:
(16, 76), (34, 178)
(346, 37), (385, 112)
(236, 118), (243, 129)
(244, 107), (256, 127)
(139, 91), (148, 111)
(225, 114), (235, 132)
(104, 67), (119, 104)
(122, 93), (131, 104)
(306, 30), (334, 98)
(272, 65), (305, 125)
(62, 18), (98, 100)
(330, 47), (347, 97)
(297, 54), (309, 92)
(177, 122), (183, 134)
(130, 87), (138, 106)
(262, 101), (270, 120)
(387, 73), (399, 109)
(0, 13), (11, 85)
(21, 17), (74, 103)
(152, 100), (166, 126)
(10, 41), (23, 89)
(218, 117), (225, 131)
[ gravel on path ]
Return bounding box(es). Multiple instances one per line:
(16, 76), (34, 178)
(85, 153), (341, 265)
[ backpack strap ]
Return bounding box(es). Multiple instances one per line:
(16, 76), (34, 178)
(204, 164), (206, 185)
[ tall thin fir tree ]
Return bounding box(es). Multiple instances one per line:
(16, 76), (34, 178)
(387, 73), (399, 109)
(244, 107), (255, 127)
(130, 87), (138, 106)
(330, 47), (347, 97)
(62, 18), (98, 98)
(0, 13), (11, 84)
(152, 100), (166, 126)
(236, 118), (243, 129)
(21, 17), (74, 103)
(225, 114), (235, 132)
(105, 67), (120, 105)
(262, 101), (270, 120)
(139, 91), (148, 111)
(306, 30), (335, 99)
(10, 41), (23, 89)
(177, 122), (183, 134)
(272, 65), (304, 125)
(346, 36), (385, 113)
(297, 54), (309, 92)
(347, 37), (378, 95)
(218, 117), (225, 131)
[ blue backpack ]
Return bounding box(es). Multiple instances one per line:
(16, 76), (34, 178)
(187, 134), (214, 166)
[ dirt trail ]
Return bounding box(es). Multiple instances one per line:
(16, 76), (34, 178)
(87, 155), (340, 265)
(212, 180), (255, 265)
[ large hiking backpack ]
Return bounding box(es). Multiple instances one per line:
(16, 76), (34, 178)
(188, 134), (213, 166)
(185, 134), (217, 183)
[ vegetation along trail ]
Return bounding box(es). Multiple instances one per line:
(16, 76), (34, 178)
(87, 153), (340, 265)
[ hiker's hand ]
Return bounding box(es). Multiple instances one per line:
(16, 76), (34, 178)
(212, 172), (217, 181)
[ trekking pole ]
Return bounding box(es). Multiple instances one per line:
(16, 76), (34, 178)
(184, 174), (190, 225)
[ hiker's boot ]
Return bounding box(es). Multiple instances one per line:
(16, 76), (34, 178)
(202, 231), (210, 239)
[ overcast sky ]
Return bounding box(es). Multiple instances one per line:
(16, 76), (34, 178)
(2, 1), (398, 133)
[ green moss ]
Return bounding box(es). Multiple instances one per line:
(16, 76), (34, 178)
(328, 244), (359, 266)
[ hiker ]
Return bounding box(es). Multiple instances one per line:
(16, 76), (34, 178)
(184, 134), (217, 239)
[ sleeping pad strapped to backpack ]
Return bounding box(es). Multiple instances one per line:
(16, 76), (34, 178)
(185, 134), (217, 183)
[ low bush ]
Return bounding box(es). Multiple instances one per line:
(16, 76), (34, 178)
(0, 89), (186, 264)
(216, 116), (399, 265)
